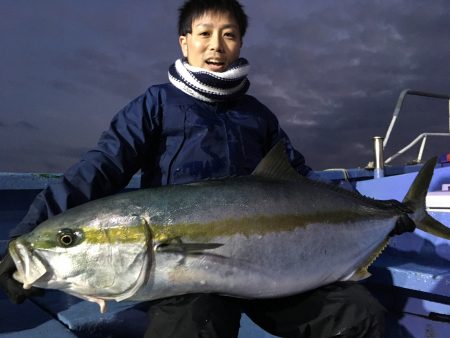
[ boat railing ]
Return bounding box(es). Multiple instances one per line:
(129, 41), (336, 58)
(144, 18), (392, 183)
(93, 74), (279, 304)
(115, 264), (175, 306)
(382, 89), (450, 165)
(384, 132), (450, 164)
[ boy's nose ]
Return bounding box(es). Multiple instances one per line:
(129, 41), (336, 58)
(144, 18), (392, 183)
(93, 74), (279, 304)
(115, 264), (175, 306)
(210, 34), (224, 52)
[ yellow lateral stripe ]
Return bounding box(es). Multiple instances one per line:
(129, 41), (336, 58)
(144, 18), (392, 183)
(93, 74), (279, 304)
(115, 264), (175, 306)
(82, 224), (148, 244)
(31, 211), (389, 249)
(151, 211), (380, 243)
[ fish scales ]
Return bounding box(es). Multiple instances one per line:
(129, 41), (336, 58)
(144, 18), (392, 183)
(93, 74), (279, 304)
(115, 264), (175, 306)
(129, 176), (398, 300)
(8, 142), (450, 312)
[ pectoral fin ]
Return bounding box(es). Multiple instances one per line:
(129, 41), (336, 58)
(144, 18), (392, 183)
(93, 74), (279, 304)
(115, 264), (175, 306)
(156, 239), (223, 255)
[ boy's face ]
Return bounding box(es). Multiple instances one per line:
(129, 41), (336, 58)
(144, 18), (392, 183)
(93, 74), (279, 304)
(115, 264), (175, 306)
(179, 10), (242, 73)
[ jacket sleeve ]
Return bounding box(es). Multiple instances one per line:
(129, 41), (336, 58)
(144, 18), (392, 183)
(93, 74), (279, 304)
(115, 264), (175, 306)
(10, 90), (161, 238)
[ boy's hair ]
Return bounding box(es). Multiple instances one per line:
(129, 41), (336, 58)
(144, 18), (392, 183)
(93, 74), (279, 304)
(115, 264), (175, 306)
(178, 0), (248, 38)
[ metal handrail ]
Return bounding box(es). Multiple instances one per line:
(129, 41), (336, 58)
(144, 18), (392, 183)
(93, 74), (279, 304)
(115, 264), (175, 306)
(385, 133), (450, 164)
(382, 89), (450, 164)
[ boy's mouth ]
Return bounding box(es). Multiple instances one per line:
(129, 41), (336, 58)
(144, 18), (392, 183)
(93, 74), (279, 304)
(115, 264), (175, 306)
(205, 59), (226, 71)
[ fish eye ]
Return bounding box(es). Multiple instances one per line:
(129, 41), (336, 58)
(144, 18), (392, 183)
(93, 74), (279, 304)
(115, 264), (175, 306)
(57, 229), (83, 248)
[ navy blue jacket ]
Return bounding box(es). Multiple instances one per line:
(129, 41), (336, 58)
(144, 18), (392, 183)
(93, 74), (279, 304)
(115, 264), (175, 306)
(11, 83), (311, 237)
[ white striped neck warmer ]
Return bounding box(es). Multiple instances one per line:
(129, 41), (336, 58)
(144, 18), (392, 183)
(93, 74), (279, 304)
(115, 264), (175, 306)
(168, 58), (250, 102)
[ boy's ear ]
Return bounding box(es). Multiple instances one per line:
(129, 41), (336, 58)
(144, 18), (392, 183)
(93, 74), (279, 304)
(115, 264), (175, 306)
(179, 36), (188, 57)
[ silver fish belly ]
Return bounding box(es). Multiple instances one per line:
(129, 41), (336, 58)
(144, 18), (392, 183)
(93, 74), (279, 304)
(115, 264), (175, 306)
(9, 142), (450, 312)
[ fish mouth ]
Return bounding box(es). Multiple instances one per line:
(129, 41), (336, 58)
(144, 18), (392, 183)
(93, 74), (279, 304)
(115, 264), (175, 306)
(9, 239), (47, 289)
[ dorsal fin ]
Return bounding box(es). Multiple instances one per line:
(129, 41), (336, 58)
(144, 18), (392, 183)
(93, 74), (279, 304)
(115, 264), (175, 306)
(252, 141), (302, 181)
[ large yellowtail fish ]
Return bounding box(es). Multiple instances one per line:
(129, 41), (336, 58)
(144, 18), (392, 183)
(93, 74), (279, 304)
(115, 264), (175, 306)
(9, 143), (450, 313)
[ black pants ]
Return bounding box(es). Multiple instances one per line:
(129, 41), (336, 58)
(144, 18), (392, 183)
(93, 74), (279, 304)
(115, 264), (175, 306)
(144, 282), (385, 338)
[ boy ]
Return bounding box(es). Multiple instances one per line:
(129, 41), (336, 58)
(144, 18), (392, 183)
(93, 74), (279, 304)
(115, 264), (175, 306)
(1, 1), (385, 337)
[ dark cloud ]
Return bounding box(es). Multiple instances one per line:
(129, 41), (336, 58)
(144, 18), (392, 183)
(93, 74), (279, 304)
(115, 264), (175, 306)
(57, 146), (91, 160)
(0, 0), (449, 172)
(51, 47), (145, 99)
(0, 120), (39, 130)
(14, 121), (39, 131)
(245, 0), (450, 169)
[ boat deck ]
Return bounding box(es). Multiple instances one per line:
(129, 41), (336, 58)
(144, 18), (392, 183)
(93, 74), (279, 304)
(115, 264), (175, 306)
(1, 165), (449, 337)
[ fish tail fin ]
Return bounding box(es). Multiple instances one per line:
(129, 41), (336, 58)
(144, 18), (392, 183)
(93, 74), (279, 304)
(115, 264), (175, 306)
(402, 157), (450, 239)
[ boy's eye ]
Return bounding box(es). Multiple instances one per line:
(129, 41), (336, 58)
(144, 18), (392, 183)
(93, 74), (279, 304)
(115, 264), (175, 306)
(224, 32), (237, 39)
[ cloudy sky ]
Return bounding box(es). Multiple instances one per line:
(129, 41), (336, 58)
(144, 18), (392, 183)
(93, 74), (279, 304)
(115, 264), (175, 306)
(1, 0), (449, 173)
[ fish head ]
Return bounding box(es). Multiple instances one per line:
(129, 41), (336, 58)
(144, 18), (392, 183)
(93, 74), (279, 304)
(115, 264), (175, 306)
(9, 211), (152, 303)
